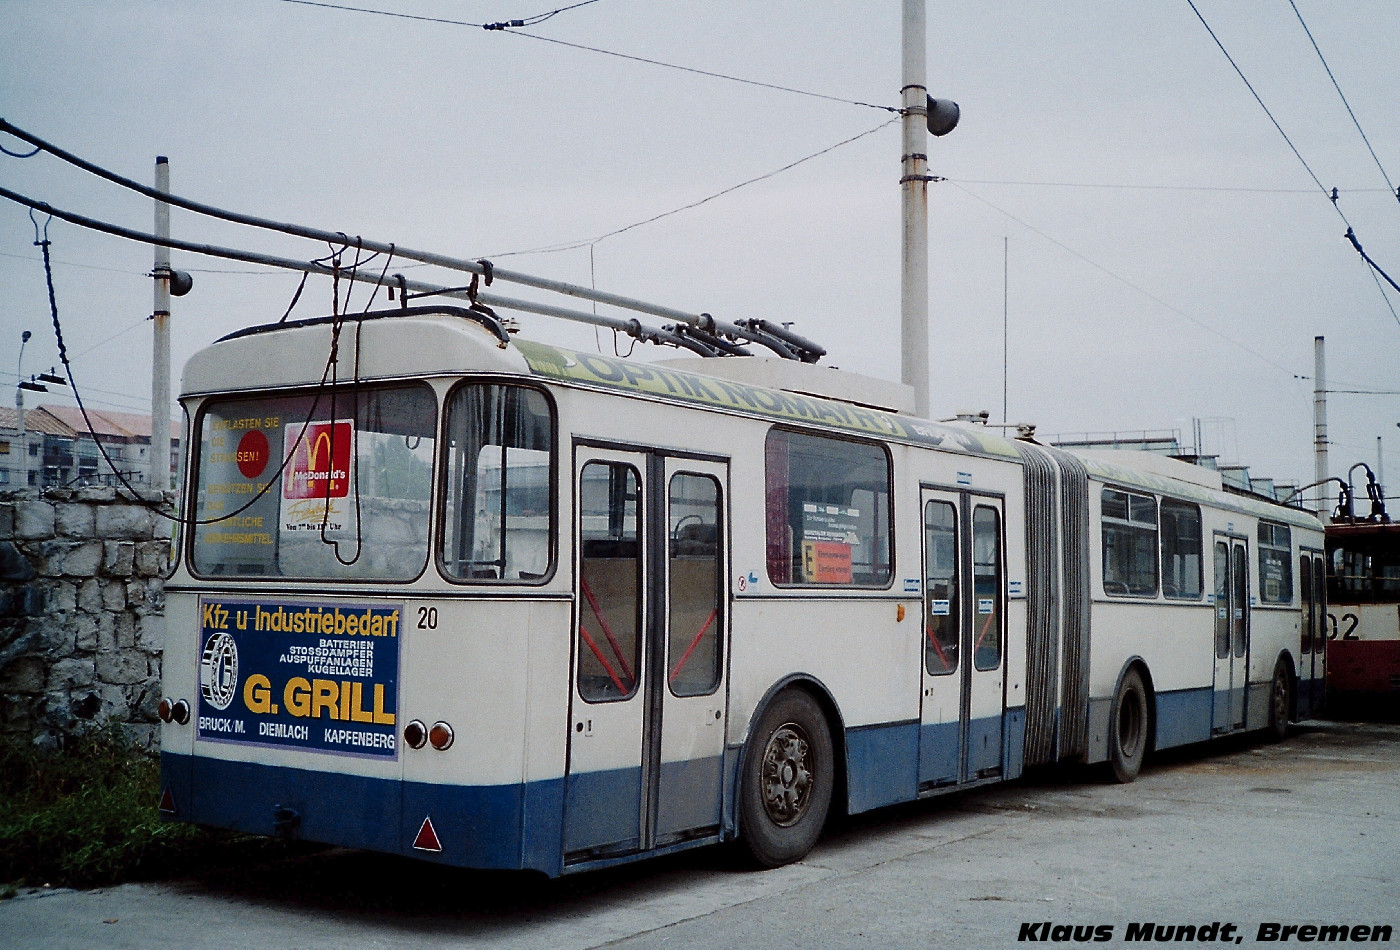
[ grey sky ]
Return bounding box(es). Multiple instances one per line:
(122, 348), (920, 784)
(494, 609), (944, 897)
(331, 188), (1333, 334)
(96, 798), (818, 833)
(2, 1), (1397, 497)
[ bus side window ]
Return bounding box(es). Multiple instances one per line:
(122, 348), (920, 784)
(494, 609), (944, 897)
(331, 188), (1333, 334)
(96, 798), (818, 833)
(668, 473), (723, 697)
(1300, 555), (1313, 654)
(972, 505), (1002, 671)
(441, 384), (554, 584)
(577, 462), (642, 702)
(923, 500), (958, 675)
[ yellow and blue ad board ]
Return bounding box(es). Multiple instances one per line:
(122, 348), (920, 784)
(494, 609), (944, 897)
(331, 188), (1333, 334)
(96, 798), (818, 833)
(196, 595), (402, 758)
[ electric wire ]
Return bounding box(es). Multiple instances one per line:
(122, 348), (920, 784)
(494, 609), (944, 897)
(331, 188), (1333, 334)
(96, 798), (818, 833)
(1287, 0), (1397, 202)
(1185, 0), (1400, 329)
(268, 0), (895, 113)
(946, 180), (1299, 378)
(484, 116), (899, 258)
(947, 178), (1392, 195)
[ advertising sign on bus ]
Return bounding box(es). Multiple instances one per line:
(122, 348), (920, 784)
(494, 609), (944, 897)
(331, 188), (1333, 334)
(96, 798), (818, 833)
(195, 595), (401, 758)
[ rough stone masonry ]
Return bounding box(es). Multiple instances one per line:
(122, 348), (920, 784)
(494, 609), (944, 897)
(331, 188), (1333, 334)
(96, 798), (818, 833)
(0, 488), (173, 752)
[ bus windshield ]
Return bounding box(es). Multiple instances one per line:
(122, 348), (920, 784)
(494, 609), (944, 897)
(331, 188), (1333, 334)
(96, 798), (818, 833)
(190, 384), (436, 580)
(1327, 532), (1400, 604)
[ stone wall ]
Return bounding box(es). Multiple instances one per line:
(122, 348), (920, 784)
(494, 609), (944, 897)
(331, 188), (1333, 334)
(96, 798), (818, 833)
(0, 488), (173, 751)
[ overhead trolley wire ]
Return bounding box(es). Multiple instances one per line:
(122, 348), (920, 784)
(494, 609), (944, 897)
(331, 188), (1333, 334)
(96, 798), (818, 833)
(1185, 0), (1400, 330)
(946, 180), (1299, 378)
(269, 0), (897, 113)
(1287, 0), (1398, 203)
(487, 116), (900, 258)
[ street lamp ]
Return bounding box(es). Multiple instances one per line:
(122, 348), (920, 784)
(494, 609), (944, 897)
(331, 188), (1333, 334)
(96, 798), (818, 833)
(14, 331), (67, 489)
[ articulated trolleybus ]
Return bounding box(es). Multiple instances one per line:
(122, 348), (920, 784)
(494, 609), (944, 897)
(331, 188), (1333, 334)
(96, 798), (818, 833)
(159, 305), (1324, 876)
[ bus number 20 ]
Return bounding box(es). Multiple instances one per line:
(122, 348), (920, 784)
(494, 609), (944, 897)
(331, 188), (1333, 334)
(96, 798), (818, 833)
(417, 606), (438, 630)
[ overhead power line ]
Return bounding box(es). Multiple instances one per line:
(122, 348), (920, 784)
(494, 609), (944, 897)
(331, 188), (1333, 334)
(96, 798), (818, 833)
(947, 178), (1393, 196)
(1185, 0), (1400, 330)
(1287, 0), (1398, 203)
(488, 116), (900, 258)
(946, 181), (1299, 378)
(270, 0), (896, 113)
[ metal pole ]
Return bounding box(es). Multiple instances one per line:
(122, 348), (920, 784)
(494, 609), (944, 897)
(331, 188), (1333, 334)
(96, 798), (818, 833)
(1002, 236), (1008, 425)
(1378, 436), (1385, 501)
(151, 157), (171, 490)
(15, 330), (29, 488)
(901, 0), (930, 418)
(1314, 336), (1328, 517)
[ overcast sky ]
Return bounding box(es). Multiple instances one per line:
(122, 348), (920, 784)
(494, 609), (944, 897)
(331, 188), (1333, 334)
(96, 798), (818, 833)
(2, 1), (1398, 500)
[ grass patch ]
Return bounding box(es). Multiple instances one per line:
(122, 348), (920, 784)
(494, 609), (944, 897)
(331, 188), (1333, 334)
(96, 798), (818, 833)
(0, 722), (296, 890)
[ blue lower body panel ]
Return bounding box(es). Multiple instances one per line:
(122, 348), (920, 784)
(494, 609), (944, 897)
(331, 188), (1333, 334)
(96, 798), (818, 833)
(1155, 686), (1215, 750)
(162, 752), (565, 874)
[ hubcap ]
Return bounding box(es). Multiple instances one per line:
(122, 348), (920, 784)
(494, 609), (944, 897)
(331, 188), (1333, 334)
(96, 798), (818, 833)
(761, 723), (813, 827)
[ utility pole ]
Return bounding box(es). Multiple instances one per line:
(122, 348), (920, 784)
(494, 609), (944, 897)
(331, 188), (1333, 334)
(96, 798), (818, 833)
(151, 157), (171, 490)
(900, 0), (930, 419)
(899, 0), (958, 419)
(16, 330), (30, 489)
(1313, 336), (1328, 517)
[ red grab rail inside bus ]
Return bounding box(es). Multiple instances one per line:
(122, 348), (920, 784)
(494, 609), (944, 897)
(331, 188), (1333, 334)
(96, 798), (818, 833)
(669, 609), (717, 683)
(578, 624), (628, 694)
(580, 577), (636, 685)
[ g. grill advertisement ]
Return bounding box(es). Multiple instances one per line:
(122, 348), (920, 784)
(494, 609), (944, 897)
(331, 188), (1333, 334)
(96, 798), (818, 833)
(196, 595), (402, 758)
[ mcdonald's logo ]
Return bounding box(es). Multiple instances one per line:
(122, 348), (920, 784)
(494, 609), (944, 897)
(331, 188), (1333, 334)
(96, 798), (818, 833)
(283, 421), (352, 500)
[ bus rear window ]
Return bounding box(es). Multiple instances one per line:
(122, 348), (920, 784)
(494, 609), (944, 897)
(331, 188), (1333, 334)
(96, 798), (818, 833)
(190, 385), (436, 580)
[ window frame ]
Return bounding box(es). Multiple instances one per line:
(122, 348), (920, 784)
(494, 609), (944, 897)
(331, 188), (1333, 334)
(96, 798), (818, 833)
(437, 379), (558, 587)
(763, 426), (894, 590)
(1100, 486), (1160, 598)
(666, 470), (725, 699)
(1159, 498), (1204, 601)
(1257, 520), (1294, 605)
(187, 382), (439, 583)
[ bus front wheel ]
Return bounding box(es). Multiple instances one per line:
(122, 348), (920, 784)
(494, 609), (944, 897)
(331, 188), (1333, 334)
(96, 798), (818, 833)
(1109, 667), (1149, 784)
(739, 689), (834, 868)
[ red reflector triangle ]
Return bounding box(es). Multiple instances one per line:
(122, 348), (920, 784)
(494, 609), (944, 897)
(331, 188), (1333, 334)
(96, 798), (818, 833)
(159, 787), (177, 814)
(413, 816), (442, 852)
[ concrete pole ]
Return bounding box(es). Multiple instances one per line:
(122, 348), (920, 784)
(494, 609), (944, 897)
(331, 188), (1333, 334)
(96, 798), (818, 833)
(1313, 336), (1328, 517)
(901, 0), (930, 419)
(151, 157), (171, 490)
(16, 330), (29, 488)
(1378, 436), (1385, 502)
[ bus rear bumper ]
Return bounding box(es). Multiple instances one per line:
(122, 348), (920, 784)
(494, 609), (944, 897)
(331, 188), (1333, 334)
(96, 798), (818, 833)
(160, 751), (566, 874)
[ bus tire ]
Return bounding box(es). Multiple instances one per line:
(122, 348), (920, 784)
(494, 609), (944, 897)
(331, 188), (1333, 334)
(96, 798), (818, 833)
(739, 689), (834, 868)
(1267, 660), (1292, 743)
(1109, 667), (1149, 784)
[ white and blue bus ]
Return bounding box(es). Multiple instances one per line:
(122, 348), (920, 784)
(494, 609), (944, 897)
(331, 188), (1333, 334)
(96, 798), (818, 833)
(158, 305), (1324, 876)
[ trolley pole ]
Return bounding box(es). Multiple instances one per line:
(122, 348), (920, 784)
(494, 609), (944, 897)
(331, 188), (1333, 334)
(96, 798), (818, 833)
(900, 0), (930, 419)
(151, 157), (171, 490)
(1314, 335), (1328, 517)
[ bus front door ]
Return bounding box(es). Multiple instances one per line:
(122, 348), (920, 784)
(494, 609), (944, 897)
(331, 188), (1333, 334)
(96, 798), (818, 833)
(564, 448), (729, 862)
(918, 488), (1006, 788)
(1212, 536), (1250, 732)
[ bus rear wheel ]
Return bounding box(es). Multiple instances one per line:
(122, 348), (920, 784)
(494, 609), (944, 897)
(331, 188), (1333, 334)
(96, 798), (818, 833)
(739, 689), (834, 868)
(1267, 660), (1292, 742)
(1109, 667), (1149, 784)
